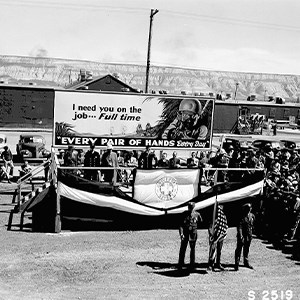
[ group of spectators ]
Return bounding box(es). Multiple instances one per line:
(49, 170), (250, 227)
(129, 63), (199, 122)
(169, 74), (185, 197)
(208, 142), (300, 261)
(0, 146), (49, 183)
(62, 141), (300, 260)
(62, 144), (204, 184)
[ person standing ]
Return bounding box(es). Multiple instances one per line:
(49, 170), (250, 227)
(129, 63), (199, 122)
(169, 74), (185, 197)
(169, 151), (181, 169)
(124, 151), (138, 183)
(157, 152), (169, 168)
(235, 203), (255, 271)
(208, 204), (228, 271)
(178, 202), (203, 270)
(101, 143), (119, 184)
(187, 152), (199, 169)
(63, 145), (78, 174)
(1, 146), (14, 183)
(83, 142), (100, 181)
(272, 121), (277, 136)
(138, 146), (157, 169)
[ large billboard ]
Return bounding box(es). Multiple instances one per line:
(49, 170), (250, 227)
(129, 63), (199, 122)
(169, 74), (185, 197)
(53, 90), (214, 150)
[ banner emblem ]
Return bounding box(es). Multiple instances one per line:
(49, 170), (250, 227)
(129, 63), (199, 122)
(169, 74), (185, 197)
(155, 176), (178, 201)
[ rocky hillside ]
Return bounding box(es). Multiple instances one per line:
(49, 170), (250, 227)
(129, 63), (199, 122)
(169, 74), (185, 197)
(1, 55), (300, 101)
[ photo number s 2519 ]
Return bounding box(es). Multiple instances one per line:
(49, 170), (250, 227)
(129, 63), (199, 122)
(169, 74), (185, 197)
(248, 290), (294, 300)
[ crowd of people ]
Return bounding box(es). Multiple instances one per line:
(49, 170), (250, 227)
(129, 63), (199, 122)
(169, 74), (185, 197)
(0, 138), (297, 268)
(205, 142), (300, 262)
(62, 143), (206, 184)
(61, 141), (300, 261)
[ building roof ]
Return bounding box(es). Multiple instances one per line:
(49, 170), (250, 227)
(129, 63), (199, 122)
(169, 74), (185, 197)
(66, 73), (140, 93)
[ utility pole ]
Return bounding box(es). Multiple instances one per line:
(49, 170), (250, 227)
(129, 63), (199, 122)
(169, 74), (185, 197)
(264, 88), (267, 101)
(234, 82), (239, 101)
(145, 9), (159, 94)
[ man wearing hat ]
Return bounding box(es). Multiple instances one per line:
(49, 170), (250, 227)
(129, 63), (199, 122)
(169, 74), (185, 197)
(234, 203), (255, 271)
(214, 148), (229, 182)
(83, 142), (100, 181)
(101, 143), (119, 184)
(264, 143), (274, 171)
(1, 145), (14, 183)
(178, 202), (203, 270)
(63, 145), (78, 174)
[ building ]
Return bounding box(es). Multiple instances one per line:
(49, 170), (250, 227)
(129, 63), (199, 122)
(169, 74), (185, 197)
(66, 70), (141, 93)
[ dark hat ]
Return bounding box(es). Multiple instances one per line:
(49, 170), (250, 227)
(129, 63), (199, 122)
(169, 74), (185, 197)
(243, 203), (251, 209)
(3, 146), (8, 150)
(188, 202), (195, 209)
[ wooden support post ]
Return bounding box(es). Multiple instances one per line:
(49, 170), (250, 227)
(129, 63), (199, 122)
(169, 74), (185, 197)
(54, 190), (61, 233)
(7, 210), (14, 231)
(20, 211), (25, 231)
(12, 188), (18, 204)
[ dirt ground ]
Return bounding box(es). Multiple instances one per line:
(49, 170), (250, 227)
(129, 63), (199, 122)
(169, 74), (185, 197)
(0, 184), (299, 300)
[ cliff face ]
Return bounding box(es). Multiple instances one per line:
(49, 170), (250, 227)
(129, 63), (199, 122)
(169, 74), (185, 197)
(1, 55), (300, 101)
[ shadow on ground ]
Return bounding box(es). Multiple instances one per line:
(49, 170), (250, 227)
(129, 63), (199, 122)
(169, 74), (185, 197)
(136, 261), (237, 277)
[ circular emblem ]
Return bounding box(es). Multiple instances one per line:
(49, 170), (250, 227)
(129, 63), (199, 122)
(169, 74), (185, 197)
(155, 176), (178, 201)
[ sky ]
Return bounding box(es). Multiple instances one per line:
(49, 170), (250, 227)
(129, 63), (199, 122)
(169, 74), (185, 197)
(1, 0), (300, 75)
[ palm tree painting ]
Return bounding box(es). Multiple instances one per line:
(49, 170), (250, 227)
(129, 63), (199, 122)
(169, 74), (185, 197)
(55, 122), (76, 136)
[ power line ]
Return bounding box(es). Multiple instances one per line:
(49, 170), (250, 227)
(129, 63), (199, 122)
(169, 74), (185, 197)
(0, 0), (149, 13)
(162, 9), (300, 32)
(1, 0), (300, 32)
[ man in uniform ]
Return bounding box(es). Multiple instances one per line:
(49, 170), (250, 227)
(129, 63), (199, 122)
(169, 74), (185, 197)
(178, 202), (203, 270)
(235, 203), (255, 271)
(83, 142), (100, 181)
(138, 146), (157, 169)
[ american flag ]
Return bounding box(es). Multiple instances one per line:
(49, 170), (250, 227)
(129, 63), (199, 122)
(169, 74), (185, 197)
(211, 204), (228, 243)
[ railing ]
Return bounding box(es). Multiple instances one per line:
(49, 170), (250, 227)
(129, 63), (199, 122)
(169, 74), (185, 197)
(15, 159), (51, 209)
(56, 162), (264, 188)
(57, 165), (136, 187)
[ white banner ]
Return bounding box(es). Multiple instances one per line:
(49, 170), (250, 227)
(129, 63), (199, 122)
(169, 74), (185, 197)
(134, 169), (200, 208)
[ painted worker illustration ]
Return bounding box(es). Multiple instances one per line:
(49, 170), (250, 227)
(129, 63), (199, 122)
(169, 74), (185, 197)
(161, 98), (208, 140)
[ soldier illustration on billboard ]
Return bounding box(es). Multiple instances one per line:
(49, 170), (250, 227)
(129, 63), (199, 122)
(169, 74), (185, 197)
(161, 98), (209, 140)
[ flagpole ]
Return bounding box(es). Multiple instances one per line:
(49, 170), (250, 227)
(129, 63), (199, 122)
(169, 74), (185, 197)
(212, 133), (225, 230)
(211, 170), (218, 237)
(208, 169), (218, 266)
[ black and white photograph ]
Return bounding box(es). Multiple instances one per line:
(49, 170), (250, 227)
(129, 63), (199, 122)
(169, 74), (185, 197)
(0, 0), (299, 299)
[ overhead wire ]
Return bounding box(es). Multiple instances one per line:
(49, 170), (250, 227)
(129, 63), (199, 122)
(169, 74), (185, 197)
(0, 0), (299, 32)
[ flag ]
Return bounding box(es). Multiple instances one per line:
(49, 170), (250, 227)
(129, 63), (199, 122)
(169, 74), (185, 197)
(133, 168), (201, 209)
(211, 204), (228, 243)
(208, 204), (228, 265)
